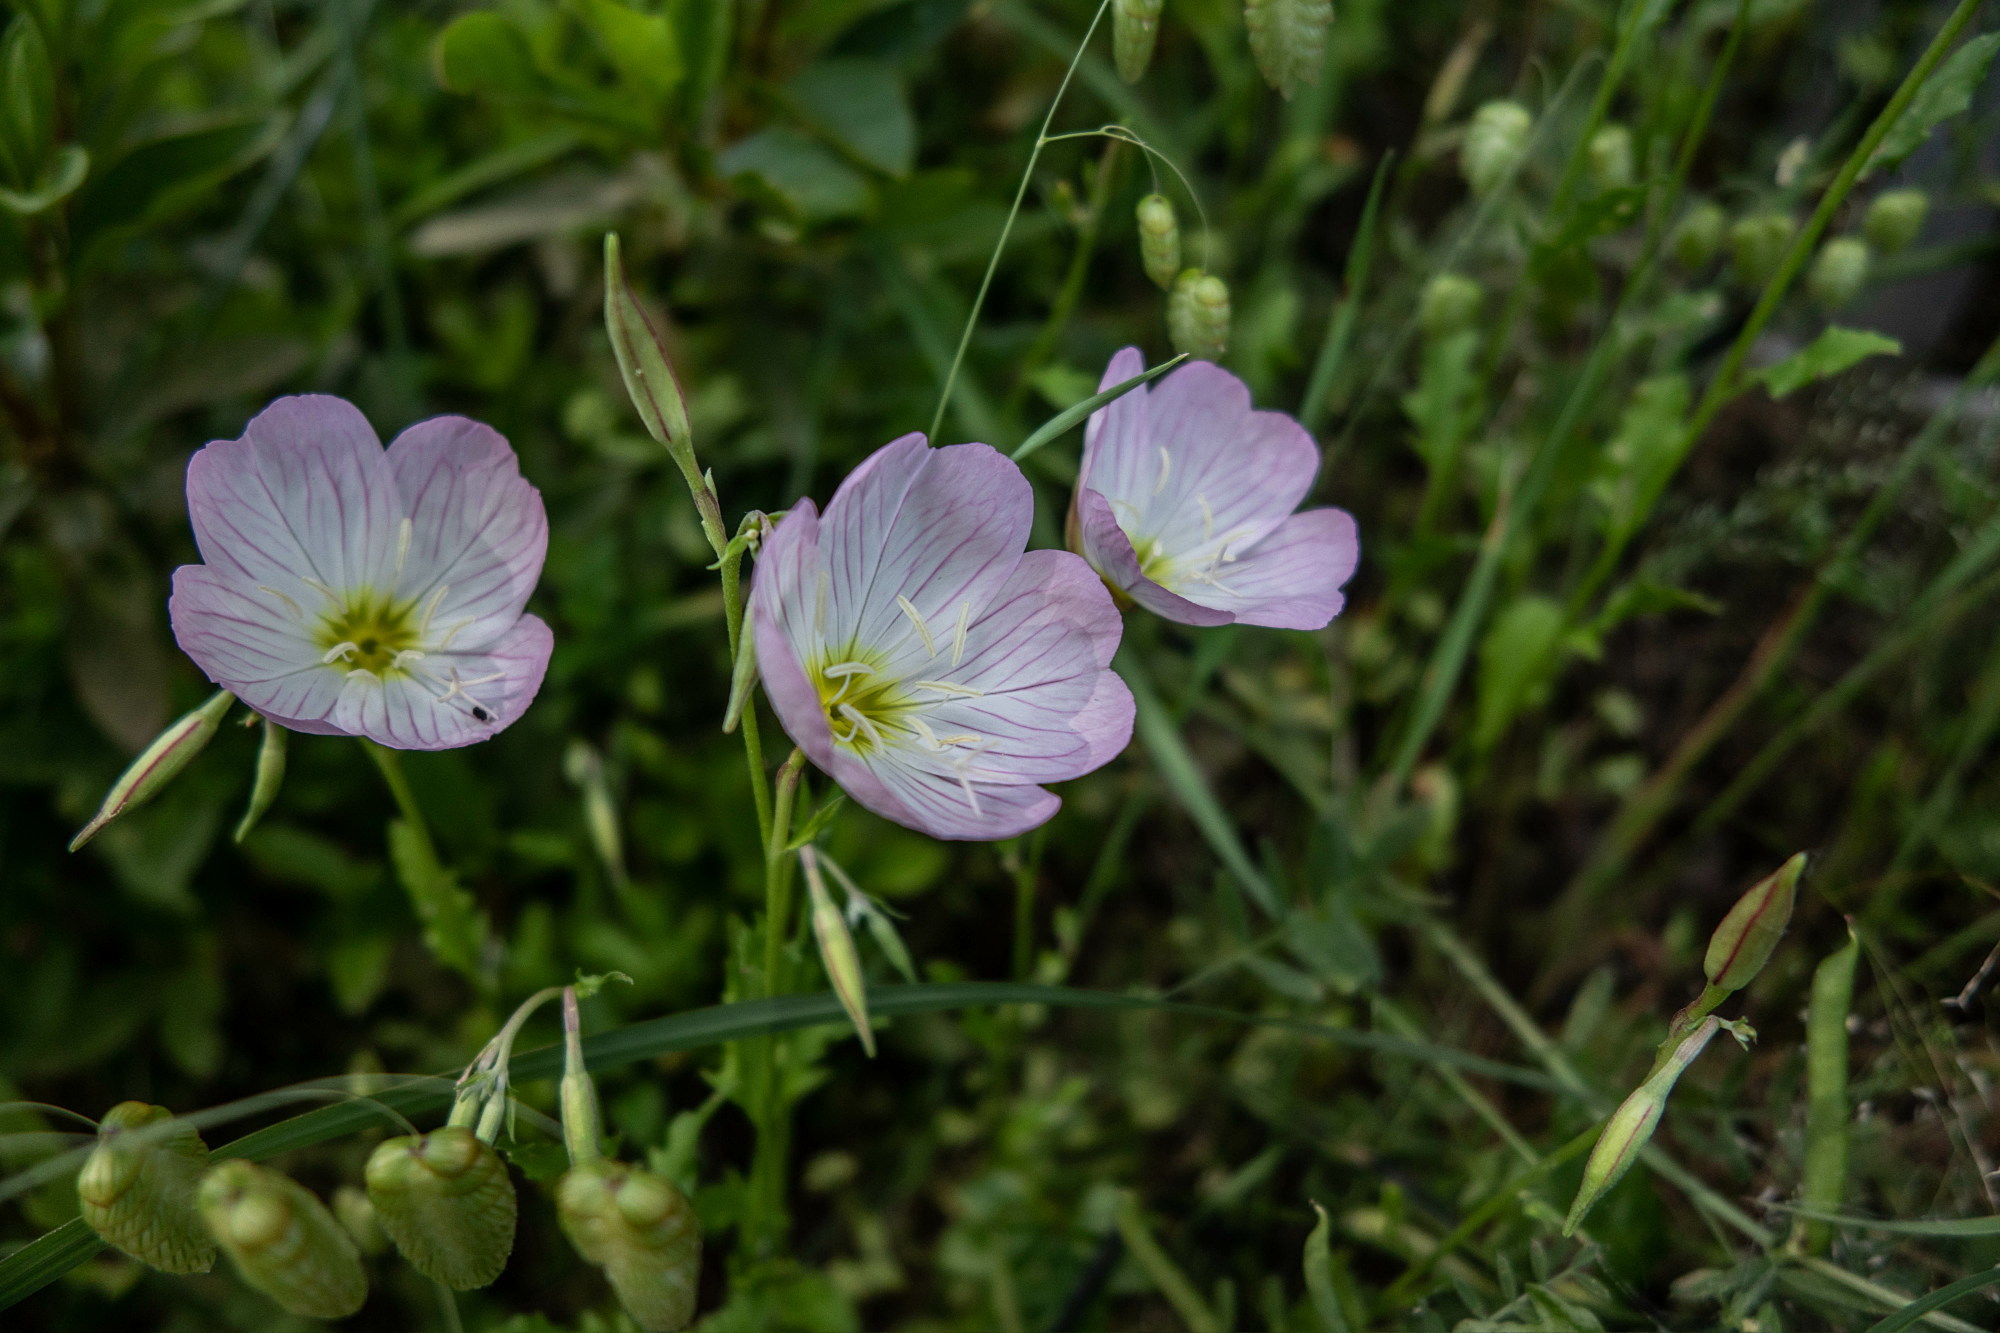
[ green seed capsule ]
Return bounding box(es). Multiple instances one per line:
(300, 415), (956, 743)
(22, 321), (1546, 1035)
(364, 1126), (517, 1290)
(1245, 0), (1334, 100)
(1461, 101), (1532, 197)
(558, 1160), (702, 1332)
(234, 716), (288, 843)
(77, 1102), (216, 1275)
(1863, 188), (1927, 254)
(1167, 269), (1229, 361)
(1702, 852), (1804, 996)
(1136, 193), (1181, 291)
(197, 1160), (367, 1320)
(1419, 273), (1482, 340)
(1587, 123), (1635, 191)
(1808, 236), (1872, 311)
(1729, 212), (1794, 290)
(1113, 0), (1164, 84)
(71, 691), (234, 850)
(1671, 201), (1726, 272)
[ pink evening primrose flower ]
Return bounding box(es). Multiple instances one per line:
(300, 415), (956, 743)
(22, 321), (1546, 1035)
(168, 395), (552, 750)
(1072, 348), (1359, 630)
(751, 435), (1135, 841)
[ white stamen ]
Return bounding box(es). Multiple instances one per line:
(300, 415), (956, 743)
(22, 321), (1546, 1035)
(418, 584), (451, 635)
(951, 602), (971, 668)
(301, 576), (345, 610)
(321, 641), (359, 664)
(1198, 494), (1215, 543)
(436, 617), (475, 652)
(257, 586), (306, 620)
(821, 661), (874, 678)
(895, 594), (937, 656)
(838, 702), (886, 749)
(956, 772), (984, 816)
(1154, 445), (1172, 496)
(395, 518), (413, 579)
(908, 716), (942, 749)
(390, 649), (427, 671)
(913, 680), (986, 698)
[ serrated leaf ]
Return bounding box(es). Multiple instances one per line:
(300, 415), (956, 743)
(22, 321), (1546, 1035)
(1759, 327), (1902, 399)
(1872, 32), (2000, 172)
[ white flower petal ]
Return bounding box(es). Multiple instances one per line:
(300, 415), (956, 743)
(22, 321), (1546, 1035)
(168, 566), (346, 726)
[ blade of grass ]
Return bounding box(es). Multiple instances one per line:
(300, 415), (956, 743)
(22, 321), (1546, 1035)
(1012, 355), (1187, 462)
(1299, 152), (1393, 435)
(1857, 1264), (2000, 1333)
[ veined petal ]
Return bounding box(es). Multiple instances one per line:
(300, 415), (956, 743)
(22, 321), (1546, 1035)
(1173, 508), (1359, 630)
(1079, 346), (1152, 501)
(1140, 362), (1319, 555)
(169, 566), (345, 726)
(750, 501), (840, 773)
(820, 436), (1030, 667)
(850, 754), (1061, 841)
(1075, 489), (1233, 627)
(385, 416), (548, 653)
(331, 614), (553, 750)
(186, 395), (398, 596)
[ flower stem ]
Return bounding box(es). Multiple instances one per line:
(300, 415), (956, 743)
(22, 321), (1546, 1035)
(362, 740), (436, 864)
(745, 748), (806, 1256)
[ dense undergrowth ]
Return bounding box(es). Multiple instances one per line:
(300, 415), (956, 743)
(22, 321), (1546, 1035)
(5, 0), (2000, 1329)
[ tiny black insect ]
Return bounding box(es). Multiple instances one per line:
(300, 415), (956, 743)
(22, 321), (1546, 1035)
(471, 706), (490, 721)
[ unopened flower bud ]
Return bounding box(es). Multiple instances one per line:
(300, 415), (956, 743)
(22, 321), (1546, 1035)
(1671, 201), (1726, 271)
(1136, 193), (1181, 291)
(557, 1159), (702, 1332)
(364, 1126), (517, 1290)
(603, 233), (693, 460)
(1863, 188), (1927, 254)
(1808, 236), (1871, 310)
(332, 1185), (386, 1255)
(560, 986), (606, 1166)
(1113, 0), (1164, 84)
(71, 691), (234, 851)
(1565, 1017), (1722, 1235)
(1729, 212), (1794, 290)
(803, 847), (874, 1056)
(234, 716), (287, 843)
(1419, 273), (1482, 340)
(1245, 0), (1334, 100)
(1588, 123), (1635, 191)
(77, 1102), (216, 1274)
(196, 1160), (367, 1319)
(1461, 101), (1532, 197)
(1168, 270), (1229, 360)
(1703, 851), (1804, 996)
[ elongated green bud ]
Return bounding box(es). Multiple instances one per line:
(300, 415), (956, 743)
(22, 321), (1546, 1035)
(561, 985), (605, 1165)
(1809, 236), (1871, 310)
(1167, 269), (1229, 361)
(557, 1159), (702, 1332)
(820, 853), (920, 984)
(1729, 212), (1794, 290)
(71, 690), (234, 850)
(77, 1102), (216, 1274)
(1587, 123), (1634, 191)
(364, 1125), (517, 1289)
(564, 740), (628, 889)
(1672, 200), (1726, 271)
(233, 716), (287, 843)
(803, 847), (874, 1056)
(1461, 101), (1532, 197)
(197, 1159), (366, 1319)
(1245, 0), (1333, 100)
(604, 233), (693, 459)
(1564, 1017), (1722, 1234)
(1419, 273), (1482, 340)
(1703, 852), (1804, 996)
(1113, 0), (1164, 84)
(1863, 188), (1927, 254)
(1136, 193), (1181, 291)
(723, 614), (760, 734)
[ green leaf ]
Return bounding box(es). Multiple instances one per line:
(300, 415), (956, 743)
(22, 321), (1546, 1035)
(0, 142), (85, 216)
(1861, 1265), (2000, 1333)
(1303, 1202), (1351, 1332)
(1759, 327), (1902, 399)
(573, 0), (683, 103)
(1588, 373), (1689, 544)
(789, 57), (915, 176)
(1783, 1207), (2000, 1238)
(433, 12), (546, 100)
(1473, 595), (1567, 752)
(1011, 354), (1187, 461)
(0, 15), (55, 189)
(1871, 32), (2000, 172)
(70, 119), (281, 245)
(385, 820), (488, 982)
(719, 127), (873, 223)
(1245, 0), (1334, 100)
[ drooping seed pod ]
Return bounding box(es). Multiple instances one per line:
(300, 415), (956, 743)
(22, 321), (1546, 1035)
(233, 715), (288, 843)
(1808, 236), (1872, 311)
(1702, 852), (1804, 997)
(1167, 269), (1230, 361)
(557, 1159), (702, 1333)
(1729, 212), (1794, 290)
(604, 233), (693, 461)
(1587, 123), (1634, 191)
(70, 691), (234, 850)
(1113, 0), (1164, 85)
(1136, 193), (1181, 290)
(1245, 0), (1334, 101)
(1863, 188), (1927, 254)
(1461, 101), (1532, 198)
(364, 1126), (517, 1290)
(77, 1102), (216, 1274)
(802, 847), (874, 1056)
(197, 1160), (367, 1319)
(1418, 273), (1482, 340)
(1671, 200), (1726, 272)
(1564, 1016), (1724, 1235)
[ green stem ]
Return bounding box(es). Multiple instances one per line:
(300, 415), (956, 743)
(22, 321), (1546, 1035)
(746, 748), (806, 1255)
(362, 740), (435, 862)
(928, 0), (1111, 442)
(719, 536), (774, 848)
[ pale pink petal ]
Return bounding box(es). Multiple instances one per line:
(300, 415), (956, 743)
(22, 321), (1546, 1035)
(1075, 488), (1233, 627)
(820, 436), (1030, 667)
(850, 755), (1061, 841)
(1079, 346), (1152, 501)
(331, 614), (553, 750)
(1175, 508), (1360, 629)
(1142, 363), (1319, 553)
(186, 395), (398, 597)
(750, 502), (840, 775)
(385, 416), (548, 653)
(168, 565), (345, 727)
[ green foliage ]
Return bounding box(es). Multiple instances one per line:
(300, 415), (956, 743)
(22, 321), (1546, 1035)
(1759, 327), (1904, 399)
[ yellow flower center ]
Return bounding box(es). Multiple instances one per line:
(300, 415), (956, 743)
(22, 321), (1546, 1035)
(315, 591), (421, 676)
(811, 652), (910, 756)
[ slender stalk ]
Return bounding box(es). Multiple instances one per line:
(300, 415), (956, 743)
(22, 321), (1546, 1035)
(928, 0), (1111, 442)
(746, 748), (806, 1255)
(362, 740), (436, 862)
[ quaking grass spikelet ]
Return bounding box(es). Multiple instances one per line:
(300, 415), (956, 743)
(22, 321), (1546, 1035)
(197, 1159), (367, 1319)
(557, 1159), (702, 1333)
(77, 1102), (216, 1274)
(365, 1125), (517, 1290)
